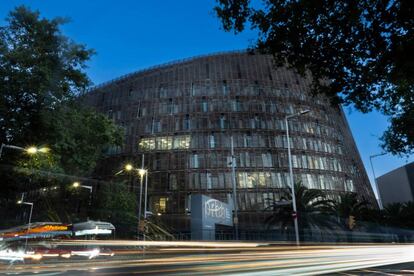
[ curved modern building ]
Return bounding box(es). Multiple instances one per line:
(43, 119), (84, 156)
(82, 51), (376, 233)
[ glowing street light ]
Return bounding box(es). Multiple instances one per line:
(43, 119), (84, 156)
(26, 147), (38, 154)
(125, 163), (133, 171)
(138, 168), (147, 177)
(72, 181), (93, 206)
(115, 157), (149, 239)
(0, 144), (50, 158)
(72, 181), (92, 192)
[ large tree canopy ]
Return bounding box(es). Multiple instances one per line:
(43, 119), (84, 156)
(215, 0), (414, 155)
(0, 6), (95, 145)
(0, 6), (122, 196)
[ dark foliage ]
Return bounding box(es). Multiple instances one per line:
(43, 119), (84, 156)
(0, 6), (122, 226)
(215, 0), (414, 155)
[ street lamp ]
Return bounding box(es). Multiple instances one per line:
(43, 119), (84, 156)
(17, 194), (34, 253)
(285, 109), (310, 246)
(116, 159), (148, 238)
(137, 167), (147, 235)
(72, 181), (93, 205)
(0, 144), (50, 159)
(369, 152), (387, 209)
(230, 136), (239, 240)
(125, 163), (133, 172)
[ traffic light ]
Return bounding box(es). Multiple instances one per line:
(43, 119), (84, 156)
(348, 215), (356, 230)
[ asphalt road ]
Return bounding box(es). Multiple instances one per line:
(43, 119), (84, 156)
(1, 241), (414, 275)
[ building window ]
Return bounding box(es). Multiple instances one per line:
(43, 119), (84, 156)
(243, 132), (252, 147)
(155, 197), (167, 213)
(169, 174), (177, 190)
(206, 173), (212, 189)
(190, 154), (199, 168)
(136, 103), (141, 118)
(157, 136), (172, 150)
(222, 80), (228, 96)
(173, 135), (191, 149)
(262, 153), (273, 167)
(139, 135), (190, 151)
(168, 98), (173, 114)
(202, 99), (208, 112)
(345, 179), (354, 192)
(219, 114), (226, 129)
(184, 114), (191, 130)
(209, 133), (215, 148)
(138, 137), (155, 150)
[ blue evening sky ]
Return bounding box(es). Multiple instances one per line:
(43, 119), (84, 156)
(1, 0), (412, 198)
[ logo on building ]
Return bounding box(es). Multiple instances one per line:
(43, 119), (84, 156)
(204, 199), (231, 220)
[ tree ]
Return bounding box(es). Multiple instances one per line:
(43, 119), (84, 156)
(0, 6), (122, 224)
(401, 201), (414, 229)
(0, 6), (122, 176)
(328, 193), (369, 230)
(215, 0), (414, 155)
(383, 202), (406, 228)
(265, 182), (331, 241)
(0, 6), (94, 145)
(92, 181), (137, 238)
(41, 104), (123, 176)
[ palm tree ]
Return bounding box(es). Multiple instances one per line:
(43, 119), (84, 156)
(265, 182), (332, 241)
(402, 202), (414, 229)
(329, 193), (369, 224)
(382, 202), (407, 242)
(383, 202), (405, 227)
(326, 192), (370, 242)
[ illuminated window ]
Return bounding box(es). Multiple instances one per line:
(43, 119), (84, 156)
(345, 179), (355, 192)
(157, 136), (172, 150)
(139, 135), (190, 151)
(157, 197), (167, 213)
(173, 135), (191, 149)
(138, 137), (155, 150)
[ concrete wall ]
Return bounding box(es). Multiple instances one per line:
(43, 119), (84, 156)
(378, 164), (414, 206)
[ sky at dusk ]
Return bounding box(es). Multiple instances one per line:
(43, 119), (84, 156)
(1, 0), (413, 199)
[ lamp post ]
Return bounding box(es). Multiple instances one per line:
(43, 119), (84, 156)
(137, 167), (147, 236)
(369, 152), (387, 209)
(4, 145), (48, 251)
(144, 171), (149, 220)
(285, 109), (310, 246)
(230, 136), (239, 240)
(0, 144), (49, 159)
(72, 181), (93, 206)
(17, 194), (34, 253)
(120, 158), (148, 239)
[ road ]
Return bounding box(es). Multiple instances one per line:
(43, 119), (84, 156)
(1, 241), (414, 275)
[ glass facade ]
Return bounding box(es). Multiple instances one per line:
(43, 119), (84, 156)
(83, 51), (376, 231)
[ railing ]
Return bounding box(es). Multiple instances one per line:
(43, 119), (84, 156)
(168, 229), (410, 243)
(87, 50), (248, 92)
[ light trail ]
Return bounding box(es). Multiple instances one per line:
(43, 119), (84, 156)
(1, 243), (414, 275)
(48, 239), (267, 248)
